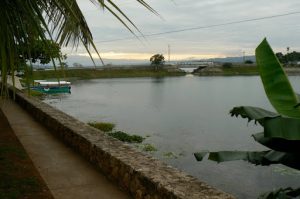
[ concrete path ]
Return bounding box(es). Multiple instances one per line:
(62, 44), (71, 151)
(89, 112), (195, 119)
(1, 99), (130, 199)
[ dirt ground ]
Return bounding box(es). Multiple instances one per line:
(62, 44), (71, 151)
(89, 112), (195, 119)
(0, 109), (53, 199)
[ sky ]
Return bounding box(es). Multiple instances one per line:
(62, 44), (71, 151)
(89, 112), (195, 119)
(63, 0), (300, 64)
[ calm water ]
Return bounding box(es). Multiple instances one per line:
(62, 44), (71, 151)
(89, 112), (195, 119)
(43, 75), (300, 198)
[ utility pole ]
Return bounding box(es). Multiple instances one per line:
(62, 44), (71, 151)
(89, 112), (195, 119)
(242, 51), (245, 63)
(168, 44), (170, 64)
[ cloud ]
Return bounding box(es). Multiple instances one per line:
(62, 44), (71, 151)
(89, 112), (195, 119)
(68, 0), (300, 60)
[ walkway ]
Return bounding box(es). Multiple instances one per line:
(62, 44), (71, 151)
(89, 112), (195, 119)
(1, 99), (130, 199)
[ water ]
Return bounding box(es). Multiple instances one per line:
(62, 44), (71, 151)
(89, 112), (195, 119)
(43, 75), (300, 198)
(180, 67), (197, 73)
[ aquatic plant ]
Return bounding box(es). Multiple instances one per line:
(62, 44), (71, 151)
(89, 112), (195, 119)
(141, 144), (157, 152)
(88, 122), (115, 132)
(107, 131), (144, 143)
(163, 152), (178, 159)
(195, 39), (300, 198)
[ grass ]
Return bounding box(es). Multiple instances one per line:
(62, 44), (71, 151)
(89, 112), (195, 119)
(194, 65), (259, 76)
(107, 131), (144, 143)
(28, 90), (45, 97)
(32, 68), (185, 80)
(88, 122), (115, 132)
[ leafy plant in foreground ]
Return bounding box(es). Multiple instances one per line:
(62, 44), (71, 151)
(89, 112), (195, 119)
(195, 39), (300, 198)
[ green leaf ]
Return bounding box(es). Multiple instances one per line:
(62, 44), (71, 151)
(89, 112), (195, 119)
(263, 117), (300, 140)
(255, 39), (300, 118)
(195, 150), (300, 169)
(194, 151), (209, 161)
(259, 187), (300, 199)
(230, 106), (279, 125)
(253, 133), (300, 153)
(208, 151), (269, 165)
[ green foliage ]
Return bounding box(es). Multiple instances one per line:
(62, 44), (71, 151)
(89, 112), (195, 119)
(150, 54), (165, 65)
(88, 122), (115, 132)
(195, 38), (300, 198)
(107, 131), (144, 143)
(256, 39), (300, 118)
(258, 187), (300, 199)
(32, 68), (185, 80)
(163, 152), (178, 159)
(276, 51), (300, 64)
(222, 62), (233, 68)
(141, 144), (157, 152)
(245, 60), (254, 64)
(18, 39), (65, 65)
(28, 90), (45, 98)
(0, 0), (156, 95)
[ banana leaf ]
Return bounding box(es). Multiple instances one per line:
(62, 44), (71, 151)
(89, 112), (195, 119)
(195, 151), (270, 165)
(230, 106), (279, 125)
(253, 133), (300, 153)
(256, 39), (300, 118)
(230, 107), (300, 140)
(258, 187), (300, 199)
(194, 150), (300, 169)
(263, 117), (300, 140)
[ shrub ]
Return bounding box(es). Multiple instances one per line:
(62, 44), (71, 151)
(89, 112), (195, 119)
(222, 62), (233, 68)
(245, 60), (254, 64)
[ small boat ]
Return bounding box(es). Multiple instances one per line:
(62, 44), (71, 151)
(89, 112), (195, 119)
(31, 80), (71, 93)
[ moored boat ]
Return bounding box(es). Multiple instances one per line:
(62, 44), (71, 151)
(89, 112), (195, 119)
(32, 80), (71, 93)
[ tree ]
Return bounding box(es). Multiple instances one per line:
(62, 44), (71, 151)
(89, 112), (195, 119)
(276, 51), (300, 65)
(222, 62), (232, 68)
(18, 39), (65, 65)
(150, 54), (165, 68)
(276, 52), (286, 64)
(0, 0), (156, 92)
(244, 60), (253, 64)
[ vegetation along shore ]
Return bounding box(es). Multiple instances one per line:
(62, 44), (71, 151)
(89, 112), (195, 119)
(30, 64), (300, 81)
(31, 66), (185, 81)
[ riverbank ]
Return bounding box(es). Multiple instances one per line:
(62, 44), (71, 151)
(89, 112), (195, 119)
(193, 65), (300, 76)
(31, 65), (300, 80)
(32, 67), (186, 80)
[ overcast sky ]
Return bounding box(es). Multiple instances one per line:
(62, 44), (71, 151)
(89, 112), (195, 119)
(65, 0), (300, 62)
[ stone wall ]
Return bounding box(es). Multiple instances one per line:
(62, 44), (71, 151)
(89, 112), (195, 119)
(10, 89), (234, 199)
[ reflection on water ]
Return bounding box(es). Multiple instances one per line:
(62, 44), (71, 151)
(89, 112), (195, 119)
(43, 76), (300, 198)
(180, 67), (197, 73)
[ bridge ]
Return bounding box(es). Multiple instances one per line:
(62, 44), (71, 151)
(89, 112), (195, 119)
(176, 61), (214, 68)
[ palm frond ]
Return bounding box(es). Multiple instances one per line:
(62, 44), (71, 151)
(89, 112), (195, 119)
(0, 0), (156, 95)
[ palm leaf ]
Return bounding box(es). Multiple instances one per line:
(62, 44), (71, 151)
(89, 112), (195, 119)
(0, 0), (156, 94)
(256, 39), (300, 118)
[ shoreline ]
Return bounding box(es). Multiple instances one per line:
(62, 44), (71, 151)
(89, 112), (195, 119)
(30, 66), (300, 80)
(192, 66), (300, 76)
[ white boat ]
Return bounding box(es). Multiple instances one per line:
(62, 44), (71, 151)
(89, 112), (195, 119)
(32, 80), (71, 93)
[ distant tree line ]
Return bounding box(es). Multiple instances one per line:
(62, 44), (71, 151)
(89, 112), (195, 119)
(276, 51), (300, 65)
